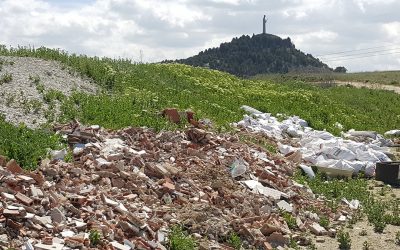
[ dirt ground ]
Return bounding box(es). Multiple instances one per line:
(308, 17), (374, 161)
(310, 181), (400, 250)
(333, 81), (400, 94)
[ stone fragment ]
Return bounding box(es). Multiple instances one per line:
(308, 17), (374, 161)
(144, 163), (169, 178)
(50, 208), (65, 224)
(30, 185), (44, 198)
(34, 243), (64, 250)
(277, 200), (293, 213)
(1, 192), (16, 201)
(111, 241), (131, 250)
(309, 222), (327, 236)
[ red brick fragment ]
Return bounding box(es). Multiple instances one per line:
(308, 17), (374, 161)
(6, 159), (23, 174)
(15, 192), (33, 206)
(162, 108), (181, 123)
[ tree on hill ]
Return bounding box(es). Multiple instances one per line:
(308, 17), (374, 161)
(169, 34), (331, 77)
(334, 66), (348, 73)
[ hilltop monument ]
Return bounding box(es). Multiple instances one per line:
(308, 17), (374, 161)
(263, 15), (268, 34)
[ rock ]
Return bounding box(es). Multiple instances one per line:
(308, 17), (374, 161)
(309, 222), (327, 236)
(265, 232), (290, 247)
(50, 208), (65, 224)
(111, 241), (132, 250)
(277, 200), (293, 213)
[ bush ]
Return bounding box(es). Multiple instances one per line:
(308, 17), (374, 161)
(0, 116), (62, 169)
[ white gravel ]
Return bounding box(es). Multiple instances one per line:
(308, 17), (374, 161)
(0, 56), (98, 128)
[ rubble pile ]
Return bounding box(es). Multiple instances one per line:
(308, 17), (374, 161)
(236, 106), (394, 177)
(0, 121), (356, 250)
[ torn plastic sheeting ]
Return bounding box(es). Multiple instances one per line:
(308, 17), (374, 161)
(322, 146), (357, 161)
(316, 165), (353, 178)
(299, 164), (315, 179)
(241, 180), (286, 200)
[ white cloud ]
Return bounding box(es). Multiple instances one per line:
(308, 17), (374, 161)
(0, 0), (399, 71)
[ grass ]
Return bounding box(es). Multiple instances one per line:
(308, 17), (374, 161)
(0, 45), (398, 134)
(253, 71), (400, 86)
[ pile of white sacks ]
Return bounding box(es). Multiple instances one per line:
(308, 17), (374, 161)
(236, 106), (394, 177)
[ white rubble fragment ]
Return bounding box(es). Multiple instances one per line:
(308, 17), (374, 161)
(111, 241), (132, 250)
(385, 129), (400, 136)
(277, 200), (293, 213)
(241, 180), (286, 200)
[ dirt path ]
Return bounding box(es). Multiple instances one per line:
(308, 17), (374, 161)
(334, 80), (400, 94)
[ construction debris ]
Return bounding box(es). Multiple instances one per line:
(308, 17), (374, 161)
(0, 121), (356, 249)
(236, 105), (394, 177)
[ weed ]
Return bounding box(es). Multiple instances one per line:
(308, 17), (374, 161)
(227, 232), (242, 250)
(359, 229), (367, 236)
(36, 83), (45, 94)
(89, 229), (101, 246)
(0, 72), (12, 84)
(168, 226), (196, 250)
(282, 211), (297, 229)
(64, 149), (73, 163)
(337, 229), (351, 250)
(289, 236), (300, 250)
(362, 241), (370, 250)
(319, 215), (329, 229)
(29, 74), (40, 84)
(43, 89), (65, 103)
(307, 242), (317, 250)
(0, 117), (62, 169)
(395, 231), (400, 246)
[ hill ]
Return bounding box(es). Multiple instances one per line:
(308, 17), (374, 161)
(174, 33), (331, 77)
(0, 46), (400, 250)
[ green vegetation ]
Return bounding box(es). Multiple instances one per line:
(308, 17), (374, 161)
(282, 211), (297, 230)
(173, 33), (329, 77)
(362, 241), (370, 250)
(0, 45), (399, 171)
(227, 232), (242, 250)
(0, 116), (62, 169)
(319, 215), (330, 229)
(0, 72), (12, 84)
(89, 229), (101, 246)
(168, 226), (197, 250)
(253, 70), (400, 86)
(396, 231), (400, 245)
(0, 45), (399, 134)
(337, 229), (351, 250)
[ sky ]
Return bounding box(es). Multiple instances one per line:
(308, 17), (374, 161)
(1, 0), (399, 72)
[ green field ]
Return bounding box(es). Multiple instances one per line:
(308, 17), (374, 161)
(0, 45), (399, 168)
(253, 71), (400, 86)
